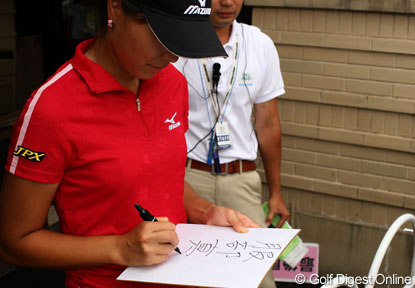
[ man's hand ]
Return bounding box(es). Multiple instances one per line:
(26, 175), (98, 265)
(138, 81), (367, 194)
(265, 193), (290, 228)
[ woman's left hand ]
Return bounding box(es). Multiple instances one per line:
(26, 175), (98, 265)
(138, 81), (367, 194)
(204, 206), (261, 233)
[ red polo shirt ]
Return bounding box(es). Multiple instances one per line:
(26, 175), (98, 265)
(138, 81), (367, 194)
(6, 39), (189, 288)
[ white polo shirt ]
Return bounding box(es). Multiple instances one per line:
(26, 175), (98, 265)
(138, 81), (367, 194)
(173, 21), (285, 164)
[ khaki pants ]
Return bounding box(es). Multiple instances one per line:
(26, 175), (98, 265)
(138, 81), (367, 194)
(185, 162), (277, 288)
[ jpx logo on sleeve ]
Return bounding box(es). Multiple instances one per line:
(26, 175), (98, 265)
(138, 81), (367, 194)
(14, 145), (46, 162)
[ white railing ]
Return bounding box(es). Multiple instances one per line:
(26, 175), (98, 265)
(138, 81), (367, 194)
(321, 213), (415, 288)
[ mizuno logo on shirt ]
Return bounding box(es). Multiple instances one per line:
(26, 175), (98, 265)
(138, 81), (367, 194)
(14, 145), (46, 162)
(165, 112), (177, 124)
(165, 112), (181, 131)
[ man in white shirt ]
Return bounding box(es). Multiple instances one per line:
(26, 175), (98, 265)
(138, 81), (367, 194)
(174, 1), (290, 286)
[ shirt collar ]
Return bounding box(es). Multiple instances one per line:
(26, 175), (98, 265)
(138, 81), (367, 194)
(70, 39), (128, 93)
(70, 38), (163, 94)
(223, 20), (239, 54)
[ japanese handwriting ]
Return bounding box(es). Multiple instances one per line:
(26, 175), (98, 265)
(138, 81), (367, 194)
(183, 239), (219, 256)
(182, 239), (282, 263)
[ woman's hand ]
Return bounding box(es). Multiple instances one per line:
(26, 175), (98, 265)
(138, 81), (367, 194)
(205, 206), (261, 233)
(184, 181), (261, 233)
(116, 217), (179, 266)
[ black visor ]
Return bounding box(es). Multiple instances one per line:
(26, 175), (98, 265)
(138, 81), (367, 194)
(125, 0), (227, 58)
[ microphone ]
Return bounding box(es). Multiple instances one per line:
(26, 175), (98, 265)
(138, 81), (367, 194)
(212, 63), (221, 93)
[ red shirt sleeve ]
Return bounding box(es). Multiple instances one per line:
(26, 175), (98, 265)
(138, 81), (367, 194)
(6, 79), (73, 184)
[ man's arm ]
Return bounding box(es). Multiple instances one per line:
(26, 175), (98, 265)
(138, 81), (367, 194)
(254, 98), (290, 227)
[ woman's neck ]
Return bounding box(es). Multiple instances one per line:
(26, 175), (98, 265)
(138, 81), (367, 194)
(85, 37), (140, 94)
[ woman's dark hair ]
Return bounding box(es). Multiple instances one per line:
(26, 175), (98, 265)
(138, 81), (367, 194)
(94, 0), (144, 37)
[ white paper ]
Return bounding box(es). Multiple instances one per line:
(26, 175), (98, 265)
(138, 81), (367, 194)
(117, 224), (300, 288)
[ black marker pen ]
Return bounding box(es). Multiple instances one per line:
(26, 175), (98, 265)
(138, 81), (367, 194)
(134, 203), (181, 254)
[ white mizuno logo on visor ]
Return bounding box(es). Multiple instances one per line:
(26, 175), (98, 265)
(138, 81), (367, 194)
(184, 1), (211, 15)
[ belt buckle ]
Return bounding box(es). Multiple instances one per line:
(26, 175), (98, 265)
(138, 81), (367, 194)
(222, 163), (229, 175)
(211, 163), (229, 175)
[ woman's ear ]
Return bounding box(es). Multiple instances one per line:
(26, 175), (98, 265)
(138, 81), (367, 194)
(107, 0), (122, 23)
